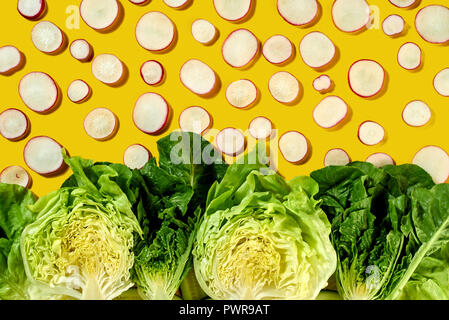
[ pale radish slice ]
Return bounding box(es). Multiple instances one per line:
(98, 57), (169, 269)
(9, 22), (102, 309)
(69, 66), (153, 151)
(313, 75), (332, 93)
(17, 0), (46, 20)
(91, 53), (124, 85)
(222, 29), (259, 68)
(67, 80), (90, 103)
(313, 96), (348, 129)
(123, 144), (152, 170)
(389, 0), (417, 8)
(216, 128), (246, 156)
(366, 153), (395, 167)
(213, 0), (252, 21)
(0, 109), (29, 141)
(23, 136), (65, 175)
(179, 106), (211, 135)
(433, 69), (449, 97)
(324, 149), (350, 166)
(164, 0), (190, 8)
(129, 0), (149, 4)
(135, 11), (176, 52)
(358, 121), (385, 146)
(191, 19), (217, 45)
(140, 60), (164, 86)
(397, 42), (421, 70)
(133, 93), (170, 135)
(0, 46), (23, 75)
(31, 21), (64, 54)
(332, 0), (370, 33)
(248, 117), (272, 140)
(19, 72), (59, 113)
(225, 79), (258, 109)
(413, 146), (449, 183)
(382, 15), (405, 37)
(84, 108), (118, 141)
(80, 0), (119, 31)
(0, 166), (31, 188)
(348, 60), (385, 98)
(300, 31), (336, 69)
(279, 131), (309, 163)
(262, 35), (293, 65)
(180, 59), (217, 96)
(415, 5), (449, 44)
(268, 71), (300, 104)
(69, 39), (93, 62)
(277, 0), (319, 26)
(402, 100), (431, 127)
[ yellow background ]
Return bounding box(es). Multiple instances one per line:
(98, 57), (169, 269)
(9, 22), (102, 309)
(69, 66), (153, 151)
(1, 0), (448, 197)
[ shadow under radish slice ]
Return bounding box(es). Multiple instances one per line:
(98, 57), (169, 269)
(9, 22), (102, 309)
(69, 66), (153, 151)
(216, 128), (246, 156)
(332, 0), (370, 33)
(366, 153), (395, 168)
(413, 146), (449, 184)
(191, 19), (217, 45)
(348, 60), (385, 98)
(123, 144), (152, 170)
(80, 0), (120, 31)
(0, 108), (29, 141)
(226, 79), (258, 109)
(300, 31), (336, 69)
(313, 75), (332, 93)
(382, 15), (405, 37)
(398, 42), (421, 70)
(18, 0), (46, 20)
(0, 165), (31, 188)
(358, 121), (385, 146)
(31, 21), (65, 54)
(180, 59), (217, 96)
(222, 29), (259, 68)
(279, 131), (309, 164)
(248, 116), (272, 140)
(140, 60), (164, 86)
(70, 39), (93, 62)
(84, 108), (118, 141)
(313, 96), (348, 129)
(389, 0), (417, 8)
(402, 100), (431, 127)
(269, 71), (300, 104)
(324, 148), (350, 166)
(67, 80), (91, 103)
(213, 0), (253, 22)
(0, 46), (23, 75)
(24, 136), (66, 175)
(19, 72), (59, 113)
(179, 106), (211, 135)
(133, 93), (170, 135)
(135, 11), (176, 52)
(262, 35), (294, 65)
(91, 54), (124, 85)
(433, 68), (449, 97)
(415, 5), (449, 44)
(277, 0), (319, 26)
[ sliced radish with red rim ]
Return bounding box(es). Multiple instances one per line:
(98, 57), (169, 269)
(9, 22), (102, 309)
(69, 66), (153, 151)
(0, 166), (31, 188)
(313, 75), (332, 93)
(67, 80), (90, 103)
(300, 31), (336, 69)
(129, 0), (149, 4)
(269, 71), (300, 104)
(402, 100), (431, 127)
(140, 60), (164, 86)
(413, 146), (449, 184)
(277, 0), (319, 26)
(80, 0), (120, 31)
(180, 59), (217, 96)
(433, 68), (449, 97)
(262, 35), (293, 65)
(31, 21), (64, 54)
(164, 0), (190, 8)
(382, 15), (405, 37)
(324, 148), (350, 166)
(313, 96), (348, 129)
(133, 93), (170, 135)
(0, 108), (29, 141)
(415, 5), (449, 44)
(226, 79), (258, 109)
(366, 153), (395, 167)
(398, 42), (421, 70)
(136, 11), (176, 52)
(348, 59), (385, 98)
(179, 106), (211, 135)
(213, 0), (253, 22)
(191, 19), (217, 45)
(0, 46), (23, 75)
(222, 29), (259, 68)
(124, 144), (152, 169)
(18, 0), (46, 20)
(332, 0), (370, 33)
(19, 72), (59, 113)
(389, 0), (417, 8)
(248, 117), (272, 140)
(84, 108), (118, 141)
(91, 53), (124, 85)
(70, 39), (93, 62)
(279, 131), (309, 163)
(358, 121), (385, 146)
(216, 128), (246, 156)
(24, 136), (65, 175)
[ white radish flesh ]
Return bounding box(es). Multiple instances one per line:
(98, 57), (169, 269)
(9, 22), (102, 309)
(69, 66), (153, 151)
(279, 131), (309, 163)
(129, 0), (149, 4)
(19, 72), (58, 113)
(84, 108), (117, 141)
(91, 54), (124, 85)
(332, 0), (370, 33)
(226, 79), (258, 109)
(133, 93), (170, 135)
(300, 32), (336, 69)
(397, 42), (421, 70)
(402, 100), (431, 127)
(366, 153), (395, 167)
(17, 0), (46, 20)
(313, 75), (332, 93)
(277, 0), (318, 26)
(164, 0), (190, 8)
(191, 19), (217, 45)
(140, 60), (164, 86)
(382, 15), (405, 37)
(413, 146), (449, 183)
(433, 69), (449, 97)
(358, 121), (385, 146)
(324, 149), (350, 166)
(0, 109), (29, 141)
(31, 21), (64, 54)
(268, 71), (300, 104)
(262, 35), (293, 65)
(180, 59), (217, 96)
(415, 5), (449, 44)
(24, 136), (65, 175)
(179, 106), (211, 135)
(348, 60), (385, 98)
(135, 11), (176, 52)
(123, 144), (151, 169)
(0, 46), (22, 74)
(214, 0), (252, 21)
(67, 80), (90, 103)
(389, 0), (417, 8)
(216, 128), (246, 156)
(222, 29), (259, 68)
(313, 96), (348, 129)
(0, 166), (31, 188)
(80, 0), (119, 30)
(69, 39), (92, 62)
(248, 117), (272, 140)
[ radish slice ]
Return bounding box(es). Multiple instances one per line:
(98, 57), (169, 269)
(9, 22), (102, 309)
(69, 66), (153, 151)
(389, 0), (417, 8)
(135, 11), (176, 52)
(19, 72), (58, 113)
(402, 100), (431, 127)
(324, 148), (350, 166)
(358, 121), (385, 146)
(123, 144), (152, 169)
(31, 21), (64, 54)
(129, 0), (149, 4)
(398, 42), (421, 70)
(225, 79), (258, 109)
(80, 0), (119, 31)
(366, 153), (395, 167)
(268, 71), (300, 104)
(216, 128), (246, 156)
(222, 29), (259, 68)
(382, 15), (405, 37)
(248, 117), (272, 140)
(348, 60), (385, 98)
(413, 146), (449, 183)
(262, 35), (293, 65)
(180, 59), (217, 96)
(279, 131), (309, 163)
(69, 39), (93, 62)
(0, 166), (31, 188)
(300, 31), (336, 69)
(277, 0), (319, 26)
(0, 46), (23, 75)
(313, 75), (332, 93)
(313, 96), (348, 129)
(84, 108), (117, 141)
(433, 68), (449, 97)
(164, 0), (190, 8)
(415, 5), (449, 44)
(91, 53), (124, 85)
(24, 136), (65, 175)
(213, 0), (252, 22)
(133, 93), (170, 135)
(0, 108), (29, 141)
(332, 0), (370, 33)
(140, 60), (164, 86)
(67, 80), (90, 103)
(191, 19), (217, 45)
(179, 106), (211, 135)
(17, 0), (46, 20)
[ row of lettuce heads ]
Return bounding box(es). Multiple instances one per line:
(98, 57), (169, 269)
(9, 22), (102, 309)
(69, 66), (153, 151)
(1, 131), (449, 300)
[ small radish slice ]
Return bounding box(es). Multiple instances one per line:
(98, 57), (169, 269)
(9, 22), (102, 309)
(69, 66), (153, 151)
(382, 15), (405, 37)
(324, 148), (350, 166)
(19, 72), (59, 113)
(133, 93), (170, 135)
(80, 0), (119, 31)
(262, 35), (293, 65)
(17, 0), (46, 20)
(348, 60), (385, 98)
(213, 0), (252, 22)
(358, 121), (385, 146)
(191, 19), (217, 45)
(216, 128), (246, 156)
(69, 39), (93, 62)
(0, 46), (23, 75)
(313, 75), (332, 93)
(0, 108), (29, 141)
(23, 136), (65, 175)
(164, 0), (190, 8)
(84, 108), (118, 141)
(222, 29), (259, 68)
(277, 0), (319, 26)
(248, 117), (272, 140)
(140, 60), (164, 86)
(366, 153), (395, 167)
(0, 166), (31, 188)
(397, 42), (421, 70)
(332, 0), (370, 33)
(31, 21), (64, 54)
(402, 100), (431, 127)
(268, 71), (300, 104)
(279, 131), (309, 163)
(226, 79), (258, 109)
(67, 80), (90, 103)
(123, 144), (151, 169)
(413, 146), (449, 183)
(179, 106), (211, 135)
(415, 5), (449, 44)
(180, 59), (217, 96)
(389, 0), (417, 8)
(91, 53), (124, 85)
(433, 68), (449, 97)
(129, 0), (149, 4)
(135, 11), (176, 52)
(313, 96), (348, 129)
(300, 31), (336, 69)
